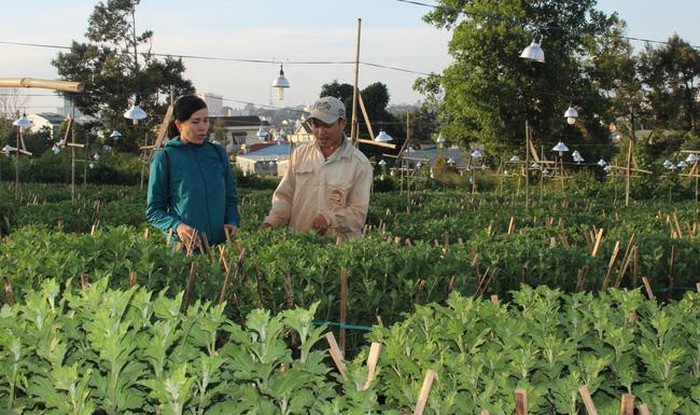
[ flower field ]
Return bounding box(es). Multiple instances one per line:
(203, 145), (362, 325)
(0, 182), (698, 414)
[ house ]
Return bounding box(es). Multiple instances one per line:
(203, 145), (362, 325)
(236, 142), (293, 176)
(26, 112), (66, 139)
(209, 115), (270, 154)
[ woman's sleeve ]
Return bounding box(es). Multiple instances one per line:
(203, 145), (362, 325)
(223, 150), (240, 227)
(146, 150), (181, 233)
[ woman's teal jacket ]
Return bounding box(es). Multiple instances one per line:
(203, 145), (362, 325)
(146, 137), (240, 245)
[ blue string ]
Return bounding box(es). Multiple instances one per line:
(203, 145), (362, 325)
(313, 321), (373, 331)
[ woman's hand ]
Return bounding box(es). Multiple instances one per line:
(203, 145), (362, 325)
(176, 223), (197, 246)
(224, 224), (239, 241)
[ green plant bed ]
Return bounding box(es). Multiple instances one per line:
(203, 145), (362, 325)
(364, 286), (700, 414)
(1, 280), (696, 414)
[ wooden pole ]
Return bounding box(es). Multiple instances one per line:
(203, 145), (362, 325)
(524, 121), (530, 209)
(361, 342), (382, 391)
(514, 388), (528, 415)
(578, 386), (599, 415)
(641, 276), (655, 300)
(325, 332), (347, 380)
(339, 268), (349, 355)
(414, 369), (436, 415)
(637, 403), (651, 415)
(591, 228), (604, 257)
(350, 18), (362, 143)
(620, 394), (635, 415)
(0, 77), (85, 92)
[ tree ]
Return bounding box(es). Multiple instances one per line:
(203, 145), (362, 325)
(637, 34), (700, 155)
(319, 81), (403, 141)
(416, 0), (626, 160)
(319, 81), (404, 161)
(52, 0), (194, 152)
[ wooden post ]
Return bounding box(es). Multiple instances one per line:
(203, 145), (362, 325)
(129, 271), (137, 287)
(668, 245), (676, 300)
(339, 268), (349, 355)
(325, 332), (347, 380)
(578, 385), (599, 415)
(182, 262), (198, 313)
(361, 342), (382, 391)
(575, 266), (589, 293)
(514, 388), (528, 415)
(3, 276), (14, 306)
(637, 403), (651, 415)
(414, 369), (436, 415)
(591, 228), (604, 257)
(602, 241), (621, 290)
(620, 394), (635, 415)
(350, 18), (362, 143)
(508, 216), (516, 235)
(641, 276), (655, 300)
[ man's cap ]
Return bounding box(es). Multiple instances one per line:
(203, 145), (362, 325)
(308, 96), (346, 124)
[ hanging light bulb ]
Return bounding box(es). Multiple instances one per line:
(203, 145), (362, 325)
(271, 64), (290, 100)
(124, 102), (147, 125)
(564, 105), (579, 125)
(374, 130), (393, 142)
(520, 37), (545, 63)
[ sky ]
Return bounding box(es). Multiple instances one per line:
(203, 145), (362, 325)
(2, 0), (699, 115)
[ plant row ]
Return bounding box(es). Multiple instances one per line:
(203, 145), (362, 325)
(1, 279), (697, 414)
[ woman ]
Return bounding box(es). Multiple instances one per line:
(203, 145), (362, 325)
(146, 95), (240, 248)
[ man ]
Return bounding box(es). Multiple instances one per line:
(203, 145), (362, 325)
(260, 96), (373, 241)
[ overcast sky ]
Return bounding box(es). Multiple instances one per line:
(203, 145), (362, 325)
(2, 0), (698, 114)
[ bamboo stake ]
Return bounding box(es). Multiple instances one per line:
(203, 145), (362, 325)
(413, 279), (426, 311)
(182, 262), (197, 313)
(508, 217), (515, 235)
(490, 295), (500, 303)
(642, 276), (655, 300)
(3, 276), (14, 306)
(219, 247), (246, 304)
(447, 275), (457, 295)
(637, 403), (651, 415)
(325, 332), (347, 380)
(578, 386), (599, 415)
(339, 268), (349, 355)
(80, 274), (89, 290)
(480, 411), (490, 415)
(591, 228), (604, 257)
(672, 211), (683, 238)
(514, 388), (528, 415)
(414, 369), (436, 415)
(668, 245), (676, 300)
(632, 246), (639, 288)
(614, 243), (636, 288)
(620, 394), (635, 415)
(602, 241), (622, 290)
(129, 271), (137, 287)
(361, 342), (382, 391)
(443, 231), (450, 253)
(575, 266), (589, 293)
(253, 263), (265, 309)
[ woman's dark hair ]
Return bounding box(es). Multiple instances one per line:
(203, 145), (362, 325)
(166, 95), (208, 138)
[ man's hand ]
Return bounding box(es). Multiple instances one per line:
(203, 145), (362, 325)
(311, 214), (329, 235)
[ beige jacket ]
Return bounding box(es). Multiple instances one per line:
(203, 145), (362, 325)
(263, 138), (373, 240)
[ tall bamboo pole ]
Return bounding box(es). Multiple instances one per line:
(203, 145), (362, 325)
(350, 18), (362, 143)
